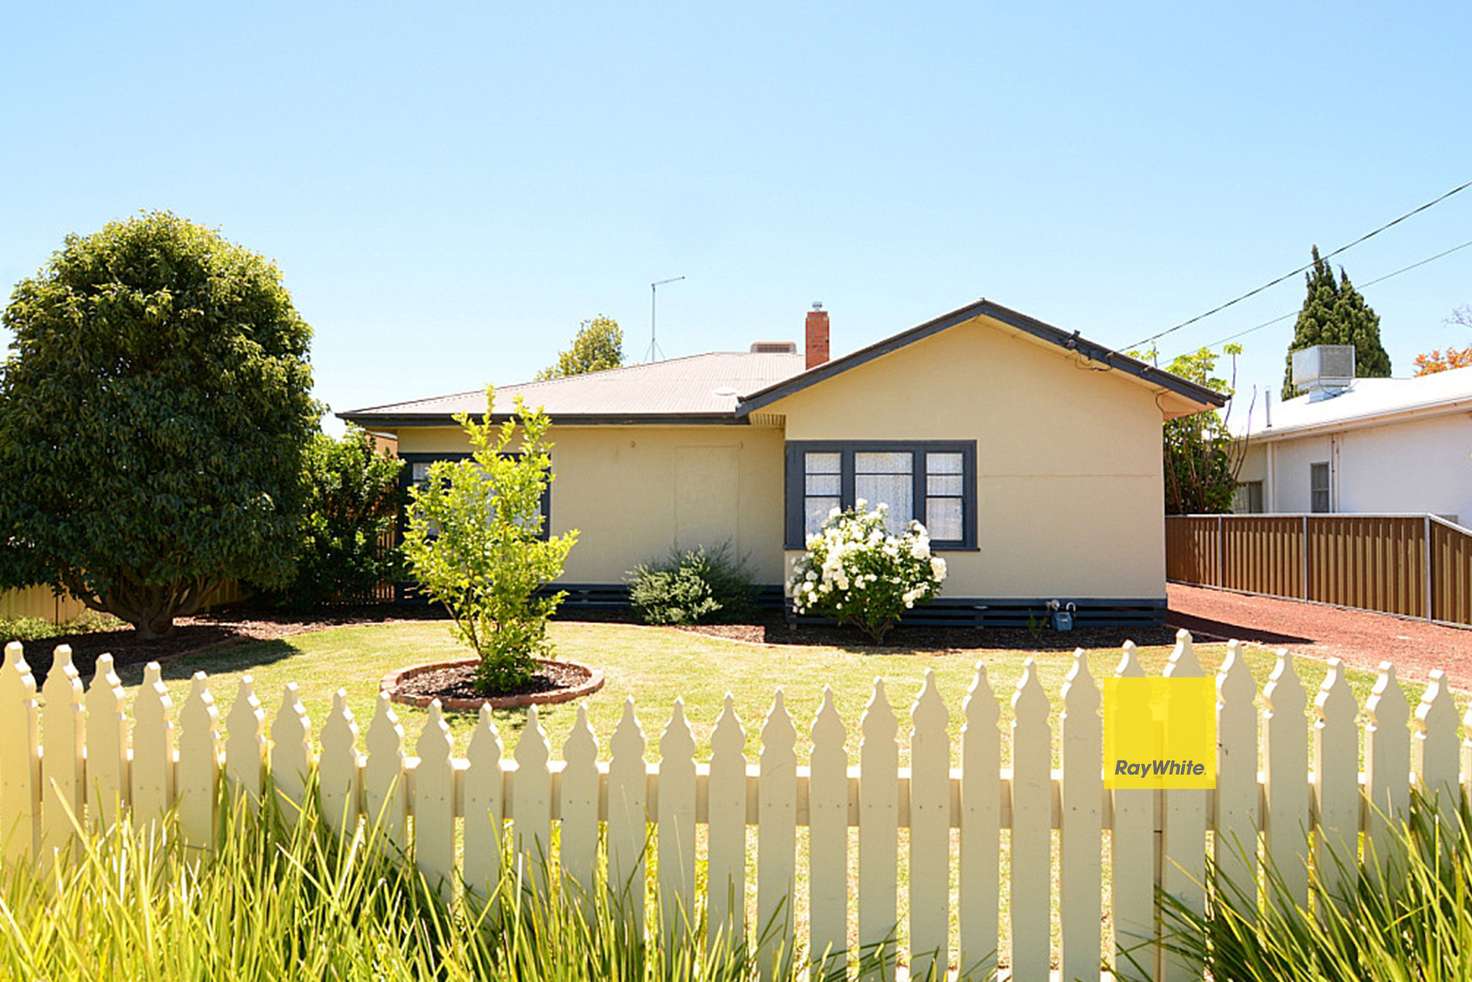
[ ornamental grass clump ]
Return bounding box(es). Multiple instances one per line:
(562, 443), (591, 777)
(788, 501), (946, 643)
(0, 779), (802, 980)
(1156, 792), (1472, 982)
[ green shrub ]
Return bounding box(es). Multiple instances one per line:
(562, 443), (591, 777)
(402, 387), (578, 694)
(272, 426), (404, 610)
(0, 610), (124, 642)
(1157, 792), (1472, 981)
(788, 502), (946, 643)
(627, 543), (756, 625)
(0, 778), (837, 980)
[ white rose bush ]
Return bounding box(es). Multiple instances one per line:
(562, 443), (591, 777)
(788, 500), (947, 643)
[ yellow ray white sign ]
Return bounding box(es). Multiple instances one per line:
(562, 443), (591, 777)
(1103, 677), (1217, 789)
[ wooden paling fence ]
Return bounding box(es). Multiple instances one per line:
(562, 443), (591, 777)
(1165, 513), (1472, 628)
(0, 631), (1466, 981)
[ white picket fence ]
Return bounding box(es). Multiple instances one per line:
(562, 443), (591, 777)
(0, 630), (1465, 981)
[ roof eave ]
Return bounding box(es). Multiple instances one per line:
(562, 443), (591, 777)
(337, 411), (748, 427)
(734, 298), (1227, 418)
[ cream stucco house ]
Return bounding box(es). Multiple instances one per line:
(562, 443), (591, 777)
(341, 299), (1225, 626)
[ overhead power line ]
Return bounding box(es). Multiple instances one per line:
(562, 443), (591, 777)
(1175, 236), (1472, 355)
(1127, 176), (1472, 350)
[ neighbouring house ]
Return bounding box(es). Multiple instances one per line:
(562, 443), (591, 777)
(340, 299), (1224, 626)
(1229, 349), (1472, 524)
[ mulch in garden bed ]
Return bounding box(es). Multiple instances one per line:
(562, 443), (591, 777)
(394, 660), (591, 702)
(666, 613), (1184, 651)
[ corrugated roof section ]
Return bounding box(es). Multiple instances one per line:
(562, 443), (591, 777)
(340, 351), (807, 422)
(1227, 365), (1472, 440)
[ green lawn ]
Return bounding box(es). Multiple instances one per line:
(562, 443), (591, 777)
(101, 618), (1435, 766)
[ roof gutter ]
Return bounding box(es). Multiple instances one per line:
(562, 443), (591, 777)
(336, 411), (749, 428)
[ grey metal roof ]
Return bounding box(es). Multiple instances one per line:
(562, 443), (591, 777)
(340, 298), (1226, 427)
(339, 350), (807, 425)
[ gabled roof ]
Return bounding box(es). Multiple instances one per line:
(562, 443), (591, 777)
(734, 298), (1226, 416)
(338, 350), (805, 426)
(339, 297), (1225, 427)
(1227, 365), (1472, 442)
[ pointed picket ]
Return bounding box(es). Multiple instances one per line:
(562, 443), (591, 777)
(318, 690), (362, 839)
(706, 694), (748, 950)
(1110, 641), (1155, 981)
(658, 699), (698, 945)
(40, 645), (85, 859)
(909, 670), (951, 981)
(364, 693), (407, 852)
(85, 653), (129, 829)
(225, 676), (266, 810)
(808, 687), (848, 977)
(1215, 641), (1258, 914)
(1010, 658), (1052, 981)
(1159, 630), (1207, 982)
(757, 690), (797, 981)
(560, 705), (599, 913)
(1364, 661), (1410, 890)
(513, 705), (553, 894)
(1314, 658), (1360, 903)
(607, 698), (647, 930)
(858, 678), (899, 978)
(1060, 650), (1102, 982)
(1414, 669), (1459, 855)
(463, 705), (505, 902)
(958, 662), (1001, 981)
(415, 701), (457, 901)
(0, 642), (40, 863)
(270, 683), (313, 822)
(1263, 650), (1309, 911)
(131, 663), (175, 829)
(177, 672), (221, 850)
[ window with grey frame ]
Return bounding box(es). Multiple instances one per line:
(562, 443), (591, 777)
(1310, 462), (1331, 514)
(399, 452), (551, 540)
(785, 441), (977, 548)
(1233, 480), (1264, 514)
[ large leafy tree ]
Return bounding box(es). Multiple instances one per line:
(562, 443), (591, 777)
(536, 315), (623, 379)
(1281, 246), (1391, 398)
(1138, 344), (1250, 514)
(0, 212), (321, 637)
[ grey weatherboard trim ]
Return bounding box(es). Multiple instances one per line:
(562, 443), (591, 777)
(735, 298), (1229, 417)
(783, 440), (979, 550)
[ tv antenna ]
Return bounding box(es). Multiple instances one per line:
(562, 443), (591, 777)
(646, 275), (685, 361)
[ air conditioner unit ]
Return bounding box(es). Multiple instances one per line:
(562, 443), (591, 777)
(1291, 345), (1355, 396)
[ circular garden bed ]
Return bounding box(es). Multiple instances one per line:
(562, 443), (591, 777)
(381, 658), (604, 712)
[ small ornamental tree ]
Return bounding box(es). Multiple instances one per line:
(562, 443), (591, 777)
(1414, 345), (1472, 376)
(402, 387), (578, 693)
(788, 502), (946, 643)
(0, 212), (320, 638)
(1155, 344), (1250, 514)
(275, 426), (404, 609)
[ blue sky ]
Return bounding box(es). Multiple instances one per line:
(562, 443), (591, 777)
(3, 2), (1469, 432)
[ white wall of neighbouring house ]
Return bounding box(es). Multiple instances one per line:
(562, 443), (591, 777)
(1234, 410), (1472, 524)
(1334, 412), (1472, 524)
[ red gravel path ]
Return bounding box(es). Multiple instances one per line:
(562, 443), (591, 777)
(1166, 583), (1472, 687)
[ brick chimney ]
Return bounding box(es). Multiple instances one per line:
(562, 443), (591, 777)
(804, 302), (830, 369)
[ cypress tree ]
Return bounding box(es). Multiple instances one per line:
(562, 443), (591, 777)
(1282, 246), (1391, 398)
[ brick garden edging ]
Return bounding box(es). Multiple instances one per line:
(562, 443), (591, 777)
(380, 658), (604, 712)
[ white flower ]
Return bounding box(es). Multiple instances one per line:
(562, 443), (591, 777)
(930, 557), (947, 581)
(910, 538), (930, 560)
(805, 570), (816, 582)
(827, 506), (840, 519)
(855, 498), (867, 510)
